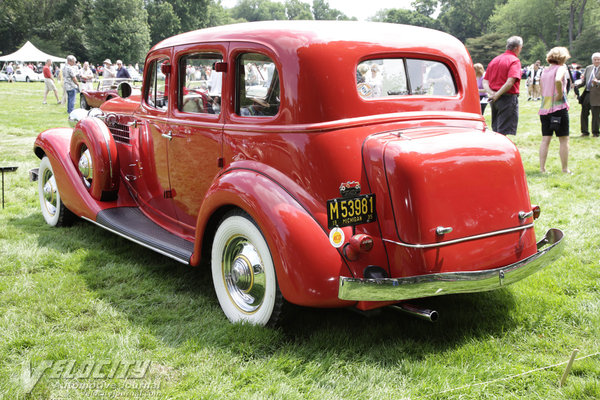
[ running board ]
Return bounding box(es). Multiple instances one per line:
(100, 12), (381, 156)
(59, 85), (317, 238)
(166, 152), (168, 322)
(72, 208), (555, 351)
(83, 207), (194, 264)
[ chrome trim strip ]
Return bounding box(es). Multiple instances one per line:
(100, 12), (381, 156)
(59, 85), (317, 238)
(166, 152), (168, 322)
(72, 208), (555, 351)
(339, 228), (564, 302)
(81, 216), (190, 265)
(383, 223), (534, 249)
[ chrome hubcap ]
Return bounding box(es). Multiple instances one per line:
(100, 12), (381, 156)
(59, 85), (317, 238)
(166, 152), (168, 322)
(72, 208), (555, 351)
(42, 169), (57, 216)
(222, 236), (265, 313)
(78, 148), (93, 188)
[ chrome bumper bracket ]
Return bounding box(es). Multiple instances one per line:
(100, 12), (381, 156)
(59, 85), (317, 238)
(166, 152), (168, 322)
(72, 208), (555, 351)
(339, 228), (564, 302)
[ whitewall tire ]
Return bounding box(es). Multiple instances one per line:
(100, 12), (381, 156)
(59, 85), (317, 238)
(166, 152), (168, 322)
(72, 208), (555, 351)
(38, 156), (75, 227)
(211, 211), (283, 326)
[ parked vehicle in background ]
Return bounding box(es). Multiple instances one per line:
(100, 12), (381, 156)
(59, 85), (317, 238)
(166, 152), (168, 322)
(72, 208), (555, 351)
(31, 21), (564, 326)
(79, 78), (139, 109)
(13, 67), (43, 82)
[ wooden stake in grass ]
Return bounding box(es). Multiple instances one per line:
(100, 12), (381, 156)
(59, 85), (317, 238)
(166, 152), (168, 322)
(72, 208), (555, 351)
(559, 349), (579, 387)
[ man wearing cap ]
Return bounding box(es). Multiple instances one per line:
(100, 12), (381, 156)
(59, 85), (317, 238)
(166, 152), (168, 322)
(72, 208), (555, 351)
(102, 59), (116, 88)
(116, 60), (131, 80)
(483, 36), (524, 135)
(575, 53), (600, 137)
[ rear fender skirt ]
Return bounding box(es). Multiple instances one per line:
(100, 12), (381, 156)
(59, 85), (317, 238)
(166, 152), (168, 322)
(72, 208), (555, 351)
(69, 117), (119, 201)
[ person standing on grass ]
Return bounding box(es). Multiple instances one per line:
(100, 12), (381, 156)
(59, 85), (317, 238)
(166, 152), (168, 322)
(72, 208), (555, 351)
(483, 36), (523, 135)
(538, 47), (571, 174)
(63, 55), (80, 114)
(575, 53), (600, 137)
(42, 59), (60, 104)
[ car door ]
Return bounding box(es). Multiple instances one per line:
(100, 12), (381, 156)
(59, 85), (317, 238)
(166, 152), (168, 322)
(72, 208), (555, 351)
(130, 49), (180, 226)
(166, 44), (228, 234)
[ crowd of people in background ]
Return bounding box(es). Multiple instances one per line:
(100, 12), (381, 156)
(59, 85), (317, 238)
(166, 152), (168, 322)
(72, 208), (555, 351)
(479, 35), (600, 176)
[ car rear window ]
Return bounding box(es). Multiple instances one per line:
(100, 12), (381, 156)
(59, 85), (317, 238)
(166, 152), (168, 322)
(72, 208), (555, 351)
(236, 53), (280, 117)
(357, 58), (456, 98)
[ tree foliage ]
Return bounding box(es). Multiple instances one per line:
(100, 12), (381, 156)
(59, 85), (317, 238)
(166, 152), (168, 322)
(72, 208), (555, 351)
(311, 0), (353, 21)
(88, 0), (150, 63)
(2, 0), (600, 70)
(371, 8), (440, 30)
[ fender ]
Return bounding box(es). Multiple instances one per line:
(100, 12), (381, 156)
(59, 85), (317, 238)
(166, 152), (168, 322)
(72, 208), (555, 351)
(193, 168), (356, 308)
(69, 117), (119, 201)
(34, 128), (104, 220)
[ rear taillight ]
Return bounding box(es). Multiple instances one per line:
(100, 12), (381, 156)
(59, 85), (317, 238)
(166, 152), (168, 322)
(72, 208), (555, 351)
(344, 234), (374, 261)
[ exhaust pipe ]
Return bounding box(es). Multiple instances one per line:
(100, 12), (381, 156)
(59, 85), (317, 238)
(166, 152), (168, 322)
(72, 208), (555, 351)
(390, 303), (439, 323)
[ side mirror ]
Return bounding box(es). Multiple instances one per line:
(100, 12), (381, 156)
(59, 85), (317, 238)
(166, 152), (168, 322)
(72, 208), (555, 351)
(117, 81), (133, 99)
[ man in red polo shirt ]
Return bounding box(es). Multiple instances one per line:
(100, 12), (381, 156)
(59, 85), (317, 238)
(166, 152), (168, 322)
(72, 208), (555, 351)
(483, 36), (523, 135)
(42, 59), (60, 104)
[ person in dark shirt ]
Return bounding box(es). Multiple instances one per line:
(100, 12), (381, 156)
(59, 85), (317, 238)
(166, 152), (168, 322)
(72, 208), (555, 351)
(115, 60), (131, 80)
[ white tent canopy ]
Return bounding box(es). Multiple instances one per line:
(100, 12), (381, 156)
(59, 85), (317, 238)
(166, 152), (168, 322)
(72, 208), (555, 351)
(0, 41), (66, 63)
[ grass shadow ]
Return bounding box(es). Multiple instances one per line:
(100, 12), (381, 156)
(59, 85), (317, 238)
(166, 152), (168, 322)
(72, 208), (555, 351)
(13, 212), (520, 365)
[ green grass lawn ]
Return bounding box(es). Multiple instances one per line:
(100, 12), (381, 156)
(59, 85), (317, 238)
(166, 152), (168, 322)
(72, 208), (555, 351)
(0, 81), (599, 399)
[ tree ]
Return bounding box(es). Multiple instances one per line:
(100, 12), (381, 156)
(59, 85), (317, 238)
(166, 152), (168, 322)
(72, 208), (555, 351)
(312, 0), (354, 21)
(147, 1), (181, 46)
(163, 0), (212, 33)
(0, 0), (92, 62)
(230, 0), (287, 22)
(285, 0), (313, 20)
(438, 0), (507, 42)
(88, 0), (150, 64)
(411, 0), (438, 17)
(465, 32), (509, 66)
(371, 8), (440, 30)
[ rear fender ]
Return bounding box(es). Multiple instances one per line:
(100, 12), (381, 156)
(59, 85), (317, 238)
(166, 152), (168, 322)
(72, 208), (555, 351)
(193, 168), (355, 308)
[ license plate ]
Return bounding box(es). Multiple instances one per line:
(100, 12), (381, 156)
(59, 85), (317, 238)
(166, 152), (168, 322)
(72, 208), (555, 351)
(327, 194), (376, 229)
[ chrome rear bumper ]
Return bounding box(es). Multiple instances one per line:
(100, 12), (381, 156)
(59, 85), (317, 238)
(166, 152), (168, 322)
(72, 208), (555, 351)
(338, 228), (564, 302)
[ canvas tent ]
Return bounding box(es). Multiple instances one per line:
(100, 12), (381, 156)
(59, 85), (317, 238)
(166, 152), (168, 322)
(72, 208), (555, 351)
(0, 41), (66, 63)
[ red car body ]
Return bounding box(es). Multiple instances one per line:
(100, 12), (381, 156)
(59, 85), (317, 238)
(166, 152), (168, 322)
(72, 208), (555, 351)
(33, 21), (563, 325)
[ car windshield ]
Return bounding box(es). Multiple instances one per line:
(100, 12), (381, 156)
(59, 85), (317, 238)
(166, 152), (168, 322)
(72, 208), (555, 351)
(357, 58), (456, 98)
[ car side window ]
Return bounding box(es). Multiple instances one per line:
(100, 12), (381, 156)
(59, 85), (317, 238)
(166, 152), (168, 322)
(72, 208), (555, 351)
(236, 53), (279, 117)
(145, 57), (169, 110)
(178, 53), (223, 115)
(357, 58), (456, 98)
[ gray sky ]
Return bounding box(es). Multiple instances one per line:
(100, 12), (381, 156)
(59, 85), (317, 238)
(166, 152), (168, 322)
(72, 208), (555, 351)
(220, 0), (415, 21)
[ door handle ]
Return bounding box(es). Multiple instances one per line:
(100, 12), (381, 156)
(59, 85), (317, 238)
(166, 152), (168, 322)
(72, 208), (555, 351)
(161, 131), (173, 140)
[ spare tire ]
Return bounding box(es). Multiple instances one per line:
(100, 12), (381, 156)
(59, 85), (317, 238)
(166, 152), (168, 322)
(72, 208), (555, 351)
(69, 117), (119, 201)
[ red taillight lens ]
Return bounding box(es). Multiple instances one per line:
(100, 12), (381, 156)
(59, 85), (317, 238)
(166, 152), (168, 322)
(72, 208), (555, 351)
(532, 205), (541, 220)
(344, 234), (374, 261)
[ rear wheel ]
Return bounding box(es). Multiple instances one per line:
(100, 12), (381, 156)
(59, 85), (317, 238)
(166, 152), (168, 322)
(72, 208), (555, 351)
(38, 156), (75, 226)
(211, 210), (284, 326)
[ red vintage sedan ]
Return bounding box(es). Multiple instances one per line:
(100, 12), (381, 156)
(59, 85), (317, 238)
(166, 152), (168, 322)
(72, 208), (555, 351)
(32, 21), (563, 326)
(80, 78), (139, 110)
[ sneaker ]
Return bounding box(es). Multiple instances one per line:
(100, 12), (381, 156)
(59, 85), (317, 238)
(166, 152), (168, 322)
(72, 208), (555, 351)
(42, 101), (47, 104)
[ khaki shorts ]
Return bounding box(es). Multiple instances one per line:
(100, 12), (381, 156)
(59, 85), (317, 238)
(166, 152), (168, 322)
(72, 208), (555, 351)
(45, 78), (57, 91)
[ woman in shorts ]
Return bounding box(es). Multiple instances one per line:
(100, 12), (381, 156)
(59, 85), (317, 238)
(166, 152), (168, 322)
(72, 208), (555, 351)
(539, 47), (571, 174)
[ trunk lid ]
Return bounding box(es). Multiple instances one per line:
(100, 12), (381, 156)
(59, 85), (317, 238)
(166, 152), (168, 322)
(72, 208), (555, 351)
(365, 127), (532, 245)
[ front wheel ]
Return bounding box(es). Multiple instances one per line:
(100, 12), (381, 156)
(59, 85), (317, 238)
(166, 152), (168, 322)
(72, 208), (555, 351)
(38, 156), (75, 226)
(80, 94), (89, 110)
(211, 211), (284, 326)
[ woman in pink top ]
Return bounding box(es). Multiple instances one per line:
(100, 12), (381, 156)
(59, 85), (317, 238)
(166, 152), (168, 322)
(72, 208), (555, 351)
(538, 47), (571, 174)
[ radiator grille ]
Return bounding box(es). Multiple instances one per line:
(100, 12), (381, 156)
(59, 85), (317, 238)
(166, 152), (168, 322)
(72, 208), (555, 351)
(108, 123), (130, 144)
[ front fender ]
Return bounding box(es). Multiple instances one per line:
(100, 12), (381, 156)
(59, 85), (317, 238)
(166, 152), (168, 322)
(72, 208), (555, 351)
(193, 168), (355, 308)
(34, 128), (105, 220)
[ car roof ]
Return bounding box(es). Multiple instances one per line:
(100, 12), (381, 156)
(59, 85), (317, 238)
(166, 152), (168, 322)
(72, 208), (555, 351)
(153, 20), (464, 57)
(151, 21), (481, 125)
